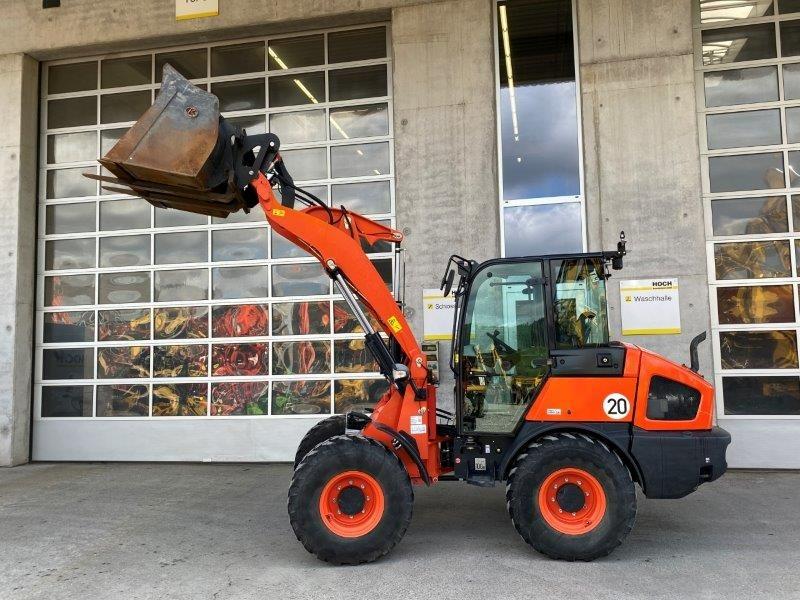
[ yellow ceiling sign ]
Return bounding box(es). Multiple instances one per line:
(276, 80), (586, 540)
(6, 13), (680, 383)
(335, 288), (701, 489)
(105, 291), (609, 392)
(176, 0), (219, 21)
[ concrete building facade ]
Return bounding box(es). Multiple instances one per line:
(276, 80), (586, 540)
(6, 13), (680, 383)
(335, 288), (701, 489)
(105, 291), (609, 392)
(0, 0), (797, 468)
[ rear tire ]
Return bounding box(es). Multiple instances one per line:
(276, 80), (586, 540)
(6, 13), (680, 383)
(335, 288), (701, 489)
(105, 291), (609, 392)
(288, 435), (413, 565)
(506, 432), (636, 561)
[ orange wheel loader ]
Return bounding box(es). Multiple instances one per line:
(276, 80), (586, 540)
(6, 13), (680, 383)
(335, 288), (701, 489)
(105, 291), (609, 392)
(88, 65), (731, 565)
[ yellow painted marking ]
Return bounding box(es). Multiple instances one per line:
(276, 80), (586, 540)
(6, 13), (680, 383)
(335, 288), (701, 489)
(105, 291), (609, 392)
(622, 328), (681, 335)
(387, 316), (403, 333)
(176, 10), (218, 20)
(424, 334), (452, 341)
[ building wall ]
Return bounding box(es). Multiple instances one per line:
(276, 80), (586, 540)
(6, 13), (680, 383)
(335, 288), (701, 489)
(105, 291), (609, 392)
(0, 54), (38, 466)
(578, 0), (712, 376)
(2, 0), (497, 464)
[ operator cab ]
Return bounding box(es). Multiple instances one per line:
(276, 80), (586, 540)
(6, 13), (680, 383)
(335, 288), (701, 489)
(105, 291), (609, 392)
(442, 235), (626, 437)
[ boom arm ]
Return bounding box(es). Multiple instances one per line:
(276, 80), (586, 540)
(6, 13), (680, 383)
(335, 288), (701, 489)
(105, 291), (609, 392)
(253, 173), (427, 385)
(253, 173), (442, 483)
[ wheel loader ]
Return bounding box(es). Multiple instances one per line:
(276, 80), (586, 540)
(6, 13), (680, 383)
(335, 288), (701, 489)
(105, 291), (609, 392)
(88, 64), (731, 565)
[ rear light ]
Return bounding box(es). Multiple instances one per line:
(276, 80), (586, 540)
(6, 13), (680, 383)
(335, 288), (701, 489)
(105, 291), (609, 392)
(646, 376), (701, 421)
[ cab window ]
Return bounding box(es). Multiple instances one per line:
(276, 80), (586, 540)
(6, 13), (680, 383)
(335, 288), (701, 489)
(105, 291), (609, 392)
(551, 257), (609, 349)
(459, 261), (548, 433)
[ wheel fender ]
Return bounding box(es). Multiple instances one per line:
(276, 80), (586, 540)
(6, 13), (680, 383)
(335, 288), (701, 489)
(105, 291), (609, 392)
(500, 422), (645, 489)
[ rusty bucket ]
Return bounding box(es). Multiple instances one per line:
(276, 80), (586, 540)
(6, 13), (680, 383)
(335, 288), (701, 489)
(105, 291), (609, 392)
(86, 64), (259, 218)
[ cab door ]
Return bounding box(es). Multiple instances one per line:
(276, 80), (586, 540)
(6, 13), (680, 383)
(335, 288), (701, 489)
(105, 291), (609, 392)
(457, 260), (549, 434)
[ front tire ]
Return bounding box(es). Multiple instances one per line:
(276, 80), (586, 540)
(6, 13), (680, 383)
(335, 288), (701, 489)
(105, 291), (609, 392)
(293, 415), (345, 469)
(288, 435), (413, 565)
(506, 432), (636, 561)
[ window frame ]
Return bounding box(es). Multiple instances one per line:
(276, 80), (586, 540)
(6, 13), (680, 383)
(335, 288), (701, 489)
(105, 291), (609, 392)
(492, 0), (587, 258)
(695, 0), (800, 419)
(35, 23), (395, 421)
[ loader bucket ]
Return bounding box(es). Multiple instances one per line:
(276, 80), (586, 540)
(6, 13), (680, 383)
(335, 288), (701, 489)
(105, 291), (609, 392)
(86, 64), (275, 218)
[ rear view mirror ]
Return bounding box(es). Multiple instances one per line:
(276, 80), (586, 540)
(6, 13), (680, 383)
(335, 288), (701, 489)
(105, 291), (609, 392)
(442, 269), (456, 297)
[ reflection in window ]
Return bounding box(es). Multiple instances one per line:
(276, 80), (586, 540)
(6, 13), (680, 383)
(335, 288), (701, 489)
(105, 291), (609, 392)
(45, 238), (96, 270)
(43, 348), (94, 380)
(551, 258), (609, 349)
(98, 308), (150, 341)
(155, 231), (207, 265)
(44, 275), (95, 307)
(714, 240), (792, 279)
(43, 311), (95, 343)
(211, 343), (268, 376)
(722, 376), (800, 415)
(272, 263), (329, 297)
(497, 0), (580, 201)
(334, 339), (378, 373)
(47, 96), (96, 129)
(97, 346), (150, 378)
(47, 131), (96, 164)
(704, 66), (778, 108)
(153, 344), (207, 377)
(211, 79), (265, 112)
(334, 379), (387, 413)
(41, 385), (93, 417)
(503, 203), (582, 257)
(45, 203), (95, 235)
(97, 384), (149, 417)
(212, 265), (269, 299)
(272, 380), (331, 415)
(99, 271), (150, 304)
(211, 42), (265, 76)
(100, 199), (150, 231)
(152, 383), (207, 416)
(269, 73), (325, 107)
(48, 62), (96, 95)
(328, 27), (386, 63)
(720, 330), (798, 369)
(329, 65), (388, 101)
(710, 196), (788, 236)
(154, 306), (208, 339)
(708, 152), (784, 193)
(99, 235), (150, 268)
(154, 269), (207, 302)
(212, 304), (269, 337)
(268, 35), (324, 70)
(699, 0), (773, 24)
(272, 302), (330, 336)
(273, 340), (331, 375)
(706, 109), (781, 150)
(212, 382), (270, 416)
(156, 49), (206, 81)
(717, 285), (795, 324)
(269, 110), (326, 144)
(701, 24), (776, 65)
(212, 228), (269, 262)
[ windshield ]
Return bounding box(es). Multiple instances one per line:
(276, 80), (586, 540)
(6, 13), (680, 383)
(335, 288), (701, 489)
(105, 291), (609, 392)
(551, 257), (609, 349)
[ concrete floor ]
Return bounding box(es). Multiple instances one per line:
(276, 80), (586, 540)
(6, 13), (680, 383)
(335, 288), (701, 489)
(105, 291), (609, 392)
(0, 465), (797, 600)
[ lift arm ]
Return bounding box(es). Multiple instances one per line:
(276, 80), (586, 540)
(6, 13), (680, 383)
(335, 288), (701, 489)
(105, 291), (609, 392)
(253, 173), (443, 483)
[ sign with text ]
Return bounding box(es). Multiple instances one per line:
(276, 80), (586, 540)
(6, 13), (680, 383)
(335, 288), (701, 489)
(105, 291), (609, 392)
(619, 278), (681, 335)
(176, 0), (218, 21)
(423, 289), (455, 341)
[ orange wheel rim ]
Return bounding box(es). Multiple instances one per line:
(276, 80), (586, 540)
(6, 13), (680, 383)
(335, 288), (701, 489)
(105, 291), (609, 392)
(318, 470), (385, 538)
(538, 467), (607, 535)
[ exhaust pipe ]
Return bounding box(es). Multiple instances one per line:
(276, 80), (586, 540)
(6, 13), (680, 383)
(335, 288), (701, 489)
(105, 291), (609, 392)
(689, 331), (707, 373)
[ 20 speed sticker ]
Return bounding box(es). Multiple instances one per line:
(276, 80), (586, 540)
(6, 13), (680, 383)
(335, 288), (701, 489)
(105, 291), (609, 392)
(603, 393), (630, 420)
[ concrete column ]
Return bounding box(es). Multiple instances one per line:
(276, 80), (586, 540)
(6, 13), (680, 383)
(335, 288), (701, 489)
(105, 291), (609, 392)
(391, 0), (499, 407)
(577, 0), (712, 375)
(0, 53), (38, 466)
